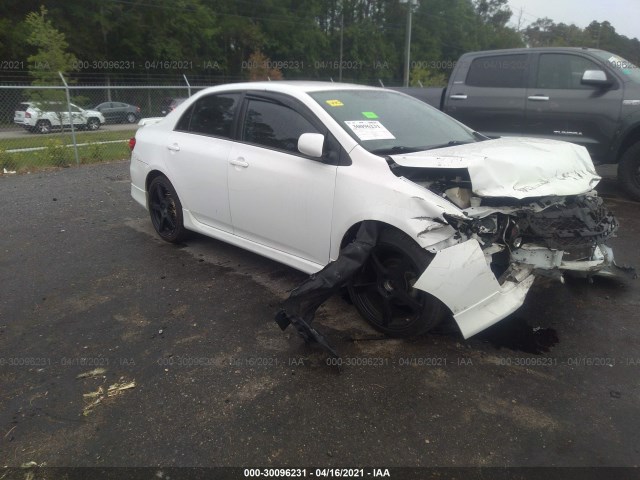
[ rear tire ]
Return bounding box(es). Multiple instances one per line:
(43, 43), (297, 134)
(126, 112), (137, 124)
(36, 120), (52, 134)
(348, 229), (446, 337)
(618, 142), (640, 201)
(148, 176), (189, 243)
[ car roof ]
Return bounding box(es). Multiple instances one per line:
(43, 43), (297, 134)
(197, 80), (383, 96)
(459, 47), (609, 57)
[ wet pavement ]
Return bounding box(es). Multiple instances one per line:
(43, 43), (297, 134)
(0, 161), (639, 473)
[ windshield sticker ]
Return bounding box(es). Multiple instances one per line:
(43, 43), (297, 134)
(326, 99), (344, 107)
(344, 120), (396, 141)
(362, 111), (378, 119)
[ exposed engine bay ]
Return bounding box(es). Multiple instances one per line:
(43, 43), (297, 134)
(390, 162), (619, 280)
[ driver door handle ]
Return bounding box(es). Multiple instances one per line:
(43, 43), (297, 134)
(167, 143), (180, 152)
(230, 157), (249, 168)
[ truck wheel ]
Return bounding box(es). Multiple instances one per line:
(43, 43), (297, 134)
(36, 120), (52, 134)
(618, 142), (640, 201)
(348, 229), (446, 337)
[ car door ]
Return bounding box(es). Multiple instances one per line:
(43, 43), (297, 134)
(443, 53), (529, 137)
(113, 102), (126, 121)
(162, 92), (241, 232)
(67, 104), (85, 126)
(227, 94), (337, 265)
(96, 102), (112, 121)
(525, 52), (623, 163)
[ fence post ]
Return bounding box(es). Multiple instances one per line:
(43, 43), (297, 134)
(183, 74), (191, 97)
(58, 72), (79, 166)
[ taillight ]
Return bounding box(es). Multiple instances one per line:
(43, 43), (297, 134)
(128, 137), (136, 151)
(25, 112), (31, 118)
(136, 106), (140, 112)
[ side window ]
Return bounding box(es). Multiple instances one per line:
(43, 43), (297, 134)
(466, 54), (528, 88)
(536, 54), (603, 89)
(177, 93), (239, 138)
(242, 99), (319, 153)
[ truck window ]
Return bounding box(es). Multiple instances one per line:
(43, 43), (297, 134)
(537, 54), (602, 89)
(465, 54), (528, 88)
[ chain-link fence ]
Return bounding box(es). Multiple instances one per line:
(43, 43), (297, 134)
(0, 72), (404, 173)
(0, 74), (209, 172)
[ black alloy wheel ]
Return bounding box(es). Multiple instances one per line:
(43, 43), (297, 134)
(348, 229), (446, 337)
(148, 176), (189, 243)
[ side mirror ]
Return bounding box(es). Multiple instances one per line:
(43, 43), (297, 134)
(581, 70), (611, 86)
(298, 133), (325, 158)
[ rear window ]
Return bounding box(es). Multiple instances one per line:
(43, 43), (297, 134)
(176, 93), (239, 138)
(466, 54), (528, 88)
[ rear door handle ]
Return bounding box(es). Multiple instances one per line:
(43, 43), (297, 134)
(167, 143), (180, 152)
(230, 157), (249, 168)
(449, 94), (468, 100)
(528, 95), (550, 101)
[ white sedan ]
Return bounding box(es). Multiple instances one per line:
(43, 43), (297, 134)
(130, 81), (618, 338)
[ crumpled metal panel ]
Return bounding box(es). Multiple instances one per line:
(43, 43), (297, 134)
(413, 239), (536, 338)
(390, 137), (600, 199)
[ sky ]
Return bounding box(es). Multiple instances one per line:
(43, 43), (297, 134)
(507, 0), (640, 40)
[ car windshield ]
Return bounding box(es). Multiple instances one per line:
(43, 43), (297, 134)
(592, 50), (640, 84)
(309, 89), (477, 154)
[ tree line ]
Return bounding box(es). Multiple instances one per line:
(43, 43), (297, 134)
(1, 0), (639, 86)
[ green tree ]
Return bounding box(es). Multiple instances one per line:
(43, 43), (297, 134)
(25, 6), (77, 87)
(24, 5), (78, 126)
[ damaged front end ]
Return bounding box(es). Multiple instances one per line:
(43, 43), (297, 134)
(393, 156), (619, 338)
(444, 192), (618, 278)
(276, 138), (622, 355)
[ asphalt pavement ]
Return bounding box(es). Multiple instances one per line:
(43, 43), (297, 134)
(0, 161), (639, 474)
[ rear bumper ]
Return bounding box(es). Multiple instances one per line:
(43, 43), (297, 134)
(131, 183), (147, 209)
(130, 157), (149, 209)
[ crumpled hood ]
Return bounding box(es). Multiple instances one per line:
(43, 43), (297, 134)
(390, 137), (601, 199)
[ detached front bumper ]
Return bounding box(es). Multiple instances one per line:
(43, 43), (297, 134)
(413, 238), (616, 339)
(413, 239), (536, 338)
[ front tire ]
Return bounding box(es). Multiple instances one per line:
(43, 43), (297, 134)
(618, 142), (640, 201)
(348, 229), (446, 337)
(148, 176), (189, 243)
(86, 118), (100, 131)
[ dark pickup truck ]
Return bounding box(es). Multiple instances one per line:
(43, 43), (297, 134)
(395, 47), (640, 200)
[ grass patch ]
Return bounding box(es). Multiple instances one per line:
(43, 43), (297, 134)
(2, 129), (134, 171)
(3, 129), (136, 150)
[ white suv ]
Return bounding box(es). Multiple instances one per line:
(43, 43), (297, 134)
(14, 102), (106, 134)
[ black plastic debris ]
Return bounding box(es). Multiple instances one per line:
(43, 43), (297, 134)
(613, 261), (638, 280)
(275, 222), (380, 359)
